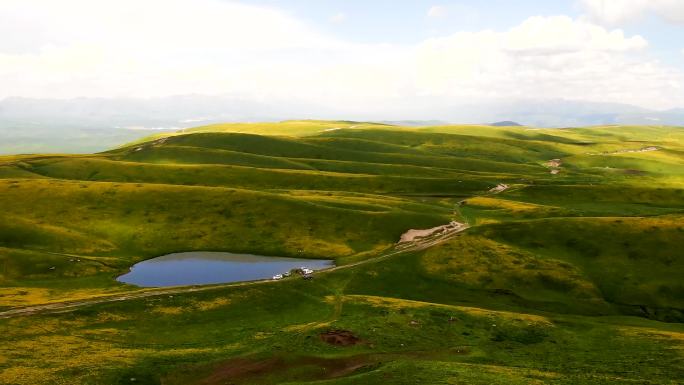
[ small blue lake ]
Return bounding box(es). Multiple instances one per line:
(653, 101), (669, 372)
(117, 251), (334, 287)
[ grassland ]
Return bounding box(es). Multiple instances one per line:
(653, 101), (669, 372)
(0, 121), (683, 384)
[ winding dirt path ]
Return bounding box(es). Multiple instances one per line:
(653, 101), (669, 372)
(0, 221), (469, 320)
(589, 146), (660, 156)
(1, 177), (496, 320)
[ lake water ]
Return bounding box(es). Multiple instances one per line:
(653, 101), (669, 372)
(117, 251), (335, 287)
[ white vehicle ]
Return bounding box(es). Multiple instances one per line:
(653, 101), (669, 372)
(302, 268), (314, 275)
(272, 274), (283, 280)
(283, 272), (291, 277)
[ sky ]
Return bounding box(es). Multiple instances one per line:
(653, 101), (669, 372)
(0, 0), (683, 114)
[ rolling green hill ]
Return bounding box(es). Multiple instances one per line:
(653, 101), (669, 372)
(0, 121), (683, 384)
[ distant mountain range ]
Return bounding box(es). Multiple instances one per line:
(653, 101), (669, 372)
(442, 99), (684, 128)
(490, 121), (522, 127)
(0, 95), (309, 154)
(1, 95), (682, 153)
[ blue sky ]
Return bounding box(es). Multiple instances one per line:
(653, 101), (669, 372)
(250, 2), (678, 47)
(0, 0), (682, 112)
(244, 0), (684, 73)
(252, 0), (579, 42)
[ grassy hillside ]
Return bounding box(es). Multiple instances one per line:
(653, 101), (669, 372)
(22, 157), (493, 195)
(0, 179), (452, 297)
(0, 121), (683, 384)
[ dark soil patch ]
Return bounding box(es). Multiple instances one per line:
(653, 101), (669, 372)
(319, 329), (361, 346)
(198, 358), (279, 385)
(623, 169), (647, 175)
(165, 354), (376, 385)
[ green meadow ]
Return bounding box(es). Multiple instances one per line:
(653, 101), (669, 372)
(0, 121), (683, 384)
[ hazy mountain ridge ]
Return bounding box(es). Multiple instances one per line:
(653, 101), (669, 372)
(1, 95), (683, 153)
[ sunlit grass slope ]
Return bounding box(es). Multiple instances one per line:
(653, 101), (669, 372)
(0, 178), (451, 293)
(22, 157), (492, 195)
(1, 121), (683, 384)
(1, 249), (682, 385)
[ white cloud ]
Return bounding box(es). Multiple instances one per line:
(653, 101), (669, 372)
(427, 6), (448, 19)
(330, 12), (347, 24)
(411, 16), (681, 109)
(503, 16), (647, 54)
(0, 0), (340, 98)
(580, 0), (684, 25)
(0, 1), (682, 112)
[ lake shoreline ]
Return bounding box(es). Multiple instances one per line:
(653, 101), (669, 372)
(117, 251), (335, 287)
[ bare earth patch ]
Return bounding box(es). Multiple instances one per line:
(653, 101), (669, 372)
(545, 159), (562, 175)
(489, 183), (510, 193)
(166, 354), (374, 385)
(545, 159), (562, 168)
(320, 329), (362, 346)
(399, 221), (465, 243)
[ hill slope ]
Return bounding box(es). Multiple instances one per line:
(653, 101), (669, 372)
(0, 122), (683, 384)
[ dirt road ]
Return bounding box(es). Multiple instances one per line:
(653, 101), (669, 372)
(0, 222), (469, 319)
